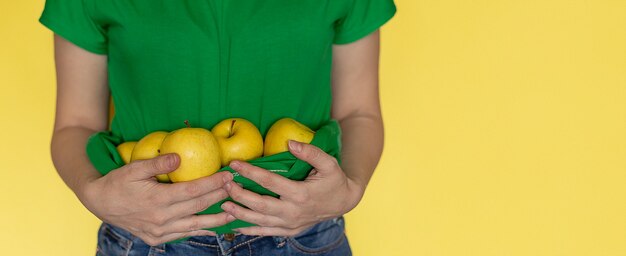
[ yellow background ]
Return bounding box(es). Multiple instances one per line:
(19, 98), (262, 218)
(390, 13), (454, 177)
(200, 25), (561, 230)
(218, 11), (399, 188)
(2, 0), (625, 255)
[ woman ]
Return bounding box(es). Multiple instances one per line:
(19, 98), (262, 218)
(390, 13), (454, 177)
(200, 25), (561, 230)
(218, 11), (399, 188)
(41, 0), (396, 255)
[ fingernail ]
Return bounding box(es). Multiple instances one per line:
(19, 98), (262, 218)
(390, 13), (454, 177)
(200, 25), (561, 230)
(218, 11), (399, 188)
(166, 154), (177, 167)
(221, 203), (230, 211)
(289, 140), (302, 153)
(227, 214), (236, 221)
(224, 182), (232, 191)
(230, 161), (242, 170)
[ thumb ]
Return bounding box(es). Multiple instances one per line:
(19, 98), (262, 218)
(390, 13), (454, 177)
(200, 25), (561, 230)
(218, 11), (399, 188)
(128, 153), (180, 180)
(288, 140), (338, 172)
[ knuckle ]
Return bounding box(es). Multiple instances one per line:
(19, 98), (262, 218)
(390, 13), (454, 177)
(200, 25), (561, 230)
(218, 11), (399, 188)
(309, 147), (322, 161)
(287, 210), (302, 222)
(253, 201), (267, 213)
(130, 160), (150, 178)
(150, 227), (165, 237)
(222, 213), (234, 224)
(292, 191), (309, 204)
(150, 158), (163, 172)
(188, 219), (200, 231)
(258, 173), (273, 188)
(151, 213), (168, 226)
(229, 190), (242, 201)
(319, 157), (337, 171)
(291, 194), (304, 204)
(217, 189), (229, 200)
(256, 217), (270, 226)
(229, 206), (239, 216)
(328, 157), (339, 168)
(200, 176), (219, 190)
(145, 158), (156, 165)
(185, 183), (201, 197)
(210, 189), (228, 204)
(194, 198), (209, 212)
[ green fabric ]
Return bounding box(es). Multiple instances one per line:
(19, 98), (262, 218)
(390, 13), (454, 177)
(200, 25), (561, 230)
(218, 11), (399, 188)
(40, 0), (395, 239)
(39, 0), (397, 141)
(86, 119), (341, 235)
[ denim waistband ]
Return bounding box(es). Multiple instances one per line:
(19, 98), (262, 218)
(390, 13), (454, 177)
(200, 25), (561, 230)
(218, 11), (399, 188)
(101, 216), (345, 255)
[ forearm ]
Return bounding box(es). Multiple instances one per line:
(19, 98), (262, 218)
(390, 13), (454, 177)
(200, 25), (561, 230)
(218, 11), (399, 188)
(50, 126), (103, 199)
(337, 114), (384, 194)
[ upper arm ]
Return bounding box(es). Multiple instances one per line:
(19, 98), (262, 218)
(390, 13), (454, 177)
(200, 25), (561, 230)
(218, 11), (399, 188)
(331, 30), (381, 121)
(53, 34), (109, 132)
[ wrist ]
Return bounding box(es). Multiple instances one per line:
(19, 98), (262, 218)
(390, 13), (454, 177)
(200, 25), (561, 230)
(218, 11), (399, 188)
(341, 178), (366, 215)
(74, 174), (101, 209)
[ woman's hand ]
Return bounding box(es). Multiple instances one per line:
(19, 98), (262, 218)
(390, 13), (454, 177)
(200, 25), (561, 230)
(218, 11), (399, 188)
(220, 140), (365, 237)
(80, 153), (235, 245)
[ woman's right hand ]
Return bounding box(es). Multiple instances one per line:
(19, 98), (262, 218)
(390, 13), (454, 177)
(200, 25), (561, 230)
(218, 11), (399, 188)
(79, 153), (234, 246)
(50, 35), (233, 246)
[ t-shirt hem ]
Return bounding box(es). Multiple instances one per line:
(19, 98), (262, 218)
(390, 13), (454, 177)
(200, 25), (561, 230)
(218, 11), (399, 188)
(332, 6), (397, 45)
(39, 15), (108, 55)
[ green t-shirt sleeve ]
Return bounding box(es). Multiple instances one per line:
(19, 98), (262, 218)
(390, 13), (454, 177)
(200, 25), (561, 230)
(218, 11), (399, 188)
(333, 0), (397, 45)
(39, 0), (108, 54)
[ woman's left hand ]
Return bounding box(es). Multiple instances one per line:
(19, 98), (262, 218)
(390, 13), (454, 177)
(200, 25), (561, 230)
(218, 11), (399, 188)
(220, 140), (364, 237)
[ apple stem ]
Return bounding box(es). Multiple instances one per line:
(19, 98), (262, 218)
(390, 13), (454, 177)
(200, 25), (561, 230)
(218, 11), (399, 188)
(184, 120), (191, 128)
(229, 119), (236, 138)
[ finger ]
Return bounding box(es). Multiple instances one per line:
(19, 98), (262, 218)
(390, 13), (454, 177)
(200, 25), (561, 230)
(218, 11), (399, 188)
(223, 181), (282, 215)
(167, 188), (229, 218)
(229, 161), (299, 196)
(165, 171), (233, 203)
(234, 226), (304, 237)
(128, 154), (180, 181)
(220, 201), (285, 227)
(288, 140), (339, 172)
(158, 212), (235, 236)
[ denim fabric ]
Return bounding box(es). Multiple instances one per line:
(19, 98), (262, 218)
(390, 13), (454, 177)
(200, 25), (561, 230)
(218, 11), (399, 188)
(96, 217), (352, 256)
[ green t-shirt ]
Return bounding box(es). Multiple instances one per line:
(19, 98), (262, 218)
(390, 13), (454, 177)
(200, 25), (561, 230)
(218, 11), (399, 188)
(40, 0), (396, 235)
(39, 0), (397, 141)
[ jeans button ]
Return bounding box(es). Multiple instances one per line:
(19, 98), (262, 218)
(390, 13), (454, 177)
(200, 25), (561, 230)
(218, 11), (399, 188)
(224, 233), (235, 242)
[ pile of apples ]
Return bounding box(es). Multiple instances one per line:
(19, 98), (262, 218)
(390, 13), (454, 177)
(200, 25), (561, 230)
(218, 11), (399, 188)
(116, 117), (315, 183)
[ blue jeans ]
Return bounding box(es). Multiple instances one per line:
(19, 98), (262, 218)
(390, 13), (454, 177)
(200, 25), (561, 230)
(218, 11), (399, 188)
(96, 217), (352, 256)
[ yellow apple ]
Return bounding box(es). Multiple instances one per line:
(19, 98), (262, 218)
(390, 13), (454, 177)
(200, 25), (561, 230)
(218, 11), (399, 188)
(264, 118), (315, 156)
(131, 131), (170, 183)
(211, 118), (263, 167)
(116, 141), (137, 164)
(160, 121), (221, 182)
